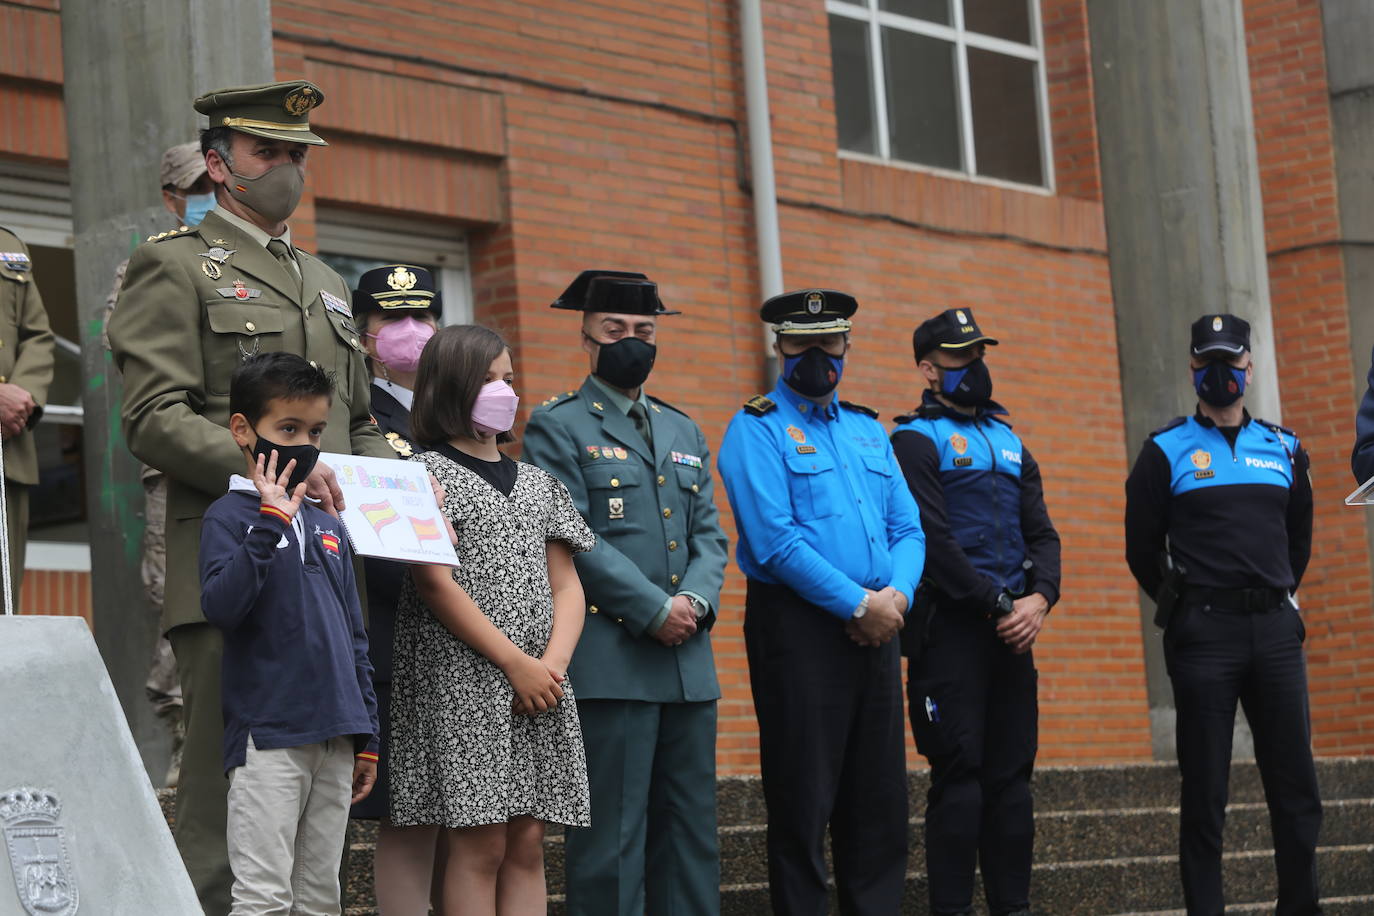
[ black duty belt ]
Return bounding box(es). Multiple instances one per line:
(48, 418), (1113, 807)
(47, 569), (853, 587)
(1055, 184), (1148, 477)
(1190, 586), (1288, 612)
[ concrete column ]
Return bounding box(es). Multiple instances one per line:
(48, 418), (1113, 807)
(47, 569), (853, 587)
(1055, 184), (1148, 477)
(1321, 1), (1374, 565)
(59, 0), (271, 781)
(1087, 0), (1276, 759)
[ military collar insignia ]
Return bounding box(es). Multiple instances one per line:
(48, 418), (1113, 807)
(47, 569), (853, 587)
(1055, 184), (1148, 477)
(0, 252), (31, 271)
(592, 401), (604, 411)
(320, 290), (353, 317)
(215, 281), (262, 300)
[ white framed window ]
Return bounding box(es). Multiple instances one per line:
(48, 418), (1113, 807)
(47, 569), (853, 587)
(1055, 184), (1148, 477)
(314, 207), (473, 327)
(827, 0), (1053, 190)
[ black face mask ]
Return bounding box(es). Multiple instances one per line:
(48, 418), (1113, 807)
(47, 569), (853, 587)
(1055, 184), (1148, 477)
(1192, 361), (1247, 407)
(251, 432), (320, 494)
(939, 357), (993, 406)
(783, 347), (844, 397)
(593, 336), (656, 390)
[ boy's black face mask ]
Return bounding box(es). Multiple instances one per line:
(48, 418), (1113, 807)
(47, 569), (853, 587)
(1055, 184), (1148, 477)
(251, 431), (319, 493)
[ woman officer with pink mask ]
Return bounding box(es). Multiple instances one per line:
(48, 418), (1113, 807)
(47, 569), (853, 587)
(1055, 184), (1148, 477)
(348, 263), (443, 913)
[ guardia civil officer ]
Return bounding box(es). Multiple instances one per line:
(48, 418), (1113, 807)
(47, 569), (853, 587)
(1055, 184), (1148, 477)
(347, 265), (443, 908)
(0, 225), (54, 609)
(717, 289), (925, 915)
(890, 308), (1058, 916)
(1125, 315), (1321, 915)
(521, 271), (729, 916)
(107, 81), (391, 915)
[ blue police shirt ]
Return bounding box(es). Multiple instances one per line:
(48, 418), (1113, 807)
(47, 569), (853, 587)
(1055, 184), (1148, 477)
(717, 381), (926, 619)
(1125, 410), (1313, 596)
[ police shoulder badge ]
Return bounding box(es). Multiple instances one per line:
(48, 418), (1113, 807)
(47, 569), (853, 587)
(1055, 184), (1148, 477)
(1191, 449), (1211, 470)
(949, 433), (968, 455)
(3, 788), (78, 916)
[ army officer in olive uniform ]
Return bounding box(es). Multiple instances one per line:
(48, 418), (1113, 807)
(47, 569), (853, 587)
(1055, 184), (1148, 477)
(0, 226), (54, 607)
(522, 270), (729, 916)
(107, 81), (391, 916)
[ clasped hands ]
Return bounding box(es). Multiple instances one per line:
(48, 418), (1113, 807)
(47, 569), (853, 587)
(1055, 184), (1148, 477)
(0, 382), (36, 440)
(508, 652), (567, 717)
(844, 586), (908, 647)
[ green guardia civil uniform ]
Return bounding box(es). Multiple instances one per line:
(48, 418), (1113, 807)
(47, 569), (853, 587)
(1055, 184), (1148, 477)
(0, 227), (55, 608)
(521, 271), (729, 916)
(105, 81), (390, 916)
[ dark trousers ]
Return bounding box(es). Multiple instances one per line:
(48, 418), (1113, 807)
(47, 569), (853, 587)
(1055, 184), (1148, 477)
(745, 581), (908, 916)
(907, 607), (1037, 916)
(1164, 596), (1323, 916)
(168, 622), (233, 916)
(565, 699), (720, 916)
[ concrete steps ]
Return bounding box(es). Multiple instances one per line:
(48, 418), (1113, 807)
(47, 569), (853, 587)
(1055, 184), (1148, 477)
(164, 756), (1374, 914)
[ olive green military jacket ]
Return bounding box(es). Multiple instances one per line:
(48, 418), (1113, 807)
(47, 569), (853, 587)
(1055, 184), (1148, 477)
(106, 210), (390, 632)
(0, 228), (54, 487)
(522, 377), (728, 703)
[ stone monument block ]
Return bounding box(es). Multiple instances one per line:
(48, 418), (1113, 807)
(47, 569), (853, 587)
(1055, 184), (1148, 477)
(0, 616), (198, 914)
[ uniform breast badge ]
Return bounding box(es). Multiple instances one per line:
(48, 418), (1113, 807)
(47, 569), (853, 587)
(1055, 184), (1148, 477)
(385, 432), (414, 458)
(199, 247), (235, 280)
(608, 497), (625, 520)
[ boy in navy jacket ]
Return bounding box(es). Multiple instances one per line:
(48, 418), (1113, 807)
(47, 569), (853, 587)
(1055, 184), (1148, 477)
(199, 352), (379, 914)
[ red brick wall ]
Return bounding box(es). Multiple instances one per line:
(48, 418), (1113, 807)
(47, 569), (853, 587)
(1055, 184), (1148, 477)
(1244, 0), (1374, 752)
(9, 0), (1368, 773)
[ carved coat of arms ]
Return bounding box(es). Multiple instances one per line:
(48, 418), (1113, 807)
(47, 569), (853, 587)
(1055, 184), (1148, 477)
(2, 788), (78, 915)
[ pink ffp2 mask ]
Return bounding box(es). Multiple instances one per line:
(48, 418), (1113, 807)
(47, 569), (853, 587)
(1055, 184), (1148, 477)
(471, 380), (520, 436)
(369, 316), (435, 373)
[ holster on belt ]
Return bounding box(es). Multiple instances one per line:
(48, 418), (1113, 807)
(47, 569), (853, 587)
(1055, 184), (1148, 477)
(1153, 552), (1188, 630)
(901, 580), (937, 659)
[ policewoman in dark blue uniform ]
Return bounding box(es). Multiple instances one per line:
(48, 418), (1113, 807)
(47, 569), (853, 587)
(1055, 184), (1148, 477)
(1125, 315), (1321, 916)
(347, 265), (443, 909)
(891, 309), (1060, 916)
(718, 289), (925, 915)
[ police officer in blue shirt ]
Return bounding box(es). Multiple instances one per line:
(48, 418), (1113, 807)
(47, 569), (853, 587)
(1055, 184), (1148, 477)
(718, 289), (925, 916)
(891, 308), (1059, 916)
(1125, 315), (1321, 916)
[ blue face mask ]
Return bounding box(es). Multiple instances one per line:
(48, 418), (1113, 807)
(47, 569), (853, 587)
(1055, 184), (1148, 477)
(782, 347), (844, 397)
(1192, 361), (1247, 407)
(183, 192), (215, 227)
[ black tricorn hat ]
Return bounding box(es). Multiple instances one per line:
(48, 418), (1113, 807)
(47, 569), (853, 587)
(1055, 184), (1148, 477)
(550, 270), (680, 315)
(352, 264), (443, 319)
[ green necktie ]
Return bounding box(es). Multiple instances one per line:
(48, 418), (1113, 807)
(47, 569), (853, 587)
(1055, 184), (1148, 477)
(266, 238), (301, 298)
(628, 402), (653, 451)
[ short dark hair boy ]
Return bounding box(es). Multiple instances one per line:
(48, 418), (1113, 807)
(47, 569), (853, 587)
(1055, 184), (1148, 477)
(200, 352), (379, 912)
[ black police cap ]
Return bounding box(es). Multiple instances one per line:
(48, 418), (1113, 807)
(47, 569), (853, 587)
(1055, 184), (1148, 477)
(351, 264), (442, 319)
(550, 270), (680, 315)
(1191, 313), (1250, 356)
(760, 288), (857, 336)
(912, 308), (999, 361)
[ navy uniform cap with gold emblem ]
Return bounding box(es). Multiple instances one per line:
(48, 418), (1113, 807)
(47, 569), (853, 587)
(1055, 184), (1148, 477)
(760, 288), (857, 336)
(352, 264), (443, 320)
(912, 307), (999, 361)
(1191, 313), (1250, 356)
(194, 80), (328, 146)
(550, 269), (680, 315)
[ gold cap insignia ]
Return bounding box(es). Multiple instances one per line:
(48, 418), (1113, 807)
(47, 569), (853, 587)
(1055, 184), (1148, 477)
(386, 267), (418, 291)
(1212, 316), (1223, 332)
(805, 291), (824, 314)
(283, 87), (317, 116)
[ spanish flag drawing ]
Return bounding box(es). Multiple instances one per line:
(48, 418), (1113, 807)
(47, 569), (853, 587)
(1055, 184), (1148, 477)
(360, 500), (400, 535)
(409, 516), (443, 543)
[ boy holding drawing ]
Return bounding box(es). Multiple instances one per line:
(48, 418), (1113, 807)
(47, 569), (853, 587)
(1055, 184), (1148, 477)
(199, 351), (379, 915)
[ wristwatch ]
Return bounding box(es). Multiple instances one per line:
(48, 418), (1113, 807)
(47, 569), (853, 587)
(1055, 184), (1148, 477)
(853, 592), (870, 619)
(993, 590), (1015, 618)
(685, 595), (706, 619)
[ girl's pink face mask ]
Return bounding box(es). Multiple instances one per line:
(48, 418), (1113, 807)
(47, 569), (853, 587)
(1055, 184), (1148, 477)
(471, 380), (519, 436)
(369, 316), (435, 373)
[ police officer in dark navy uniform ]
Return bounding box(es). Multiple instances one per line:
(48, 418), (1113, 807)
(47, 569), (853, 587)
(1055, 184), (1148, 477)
(348, 265), (442, 906)
(891, 308), (1059, 916)
(1125, 314), (1321, 916)
(718, 289), (925, 916)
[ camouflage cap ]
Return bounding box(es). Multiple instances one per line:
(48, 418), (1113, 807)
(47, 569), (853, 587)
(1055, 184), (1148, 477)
(193, 80), (328, 146)
(159, 141), (207, 190)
